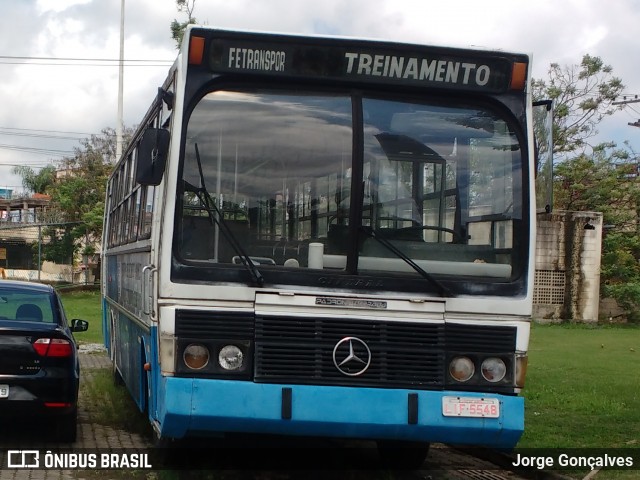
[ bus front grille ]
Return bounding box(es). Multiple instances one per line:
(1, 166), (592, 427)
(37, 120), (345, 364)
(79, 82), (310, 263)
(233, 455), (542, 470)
(254, 315), (446, 388)
(174, 310), (517, 390)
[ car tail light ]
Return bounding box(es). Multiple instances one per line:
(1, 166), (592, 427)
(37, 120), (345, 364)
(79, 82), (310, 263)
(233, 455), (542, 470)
(33, 338), (73, 357)
(44, 402), (72, 408)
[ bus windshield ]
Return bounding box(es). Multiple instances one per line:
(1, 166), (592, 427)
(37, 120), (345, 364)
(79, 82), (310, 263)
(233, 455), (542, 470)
(177, 89), (524, 285)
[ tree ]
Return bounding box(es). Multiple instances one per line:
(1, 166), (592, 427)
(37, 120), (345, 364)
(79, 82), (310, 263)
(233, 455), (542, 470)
(12, 164), (57, 195)
(532, 54), (625, 162)
(171, 0), (197, 49)
(534, 55), (640, 320)
(43, 126), (134, 263)
(37, 227), (75, 264)
(601, 231), (640, 320)
(554, 142), (640, 230)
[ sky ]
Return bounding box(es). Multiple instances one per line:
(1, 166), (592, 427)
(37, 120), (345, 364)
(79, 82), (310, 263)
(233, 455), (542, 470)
(0, 0), (639, 192)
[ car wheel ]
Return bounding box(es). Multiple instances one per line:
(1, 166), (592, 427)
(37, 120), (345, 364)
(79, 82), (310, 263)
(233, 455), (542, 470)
(376, 440), (430, 469)
(56, 409), (78, 443)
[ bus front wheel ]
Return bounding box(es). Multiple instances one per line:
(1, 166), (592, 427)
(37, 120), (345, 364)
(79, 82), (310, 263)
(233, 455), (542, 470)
(376, 440), (430, 469)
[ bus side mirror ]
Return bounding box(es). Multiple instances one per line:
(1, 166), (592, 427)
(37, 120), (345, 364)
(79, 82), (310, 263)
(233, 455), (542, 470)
(136, 127), (170, 186)
(533, 100), (553, 214)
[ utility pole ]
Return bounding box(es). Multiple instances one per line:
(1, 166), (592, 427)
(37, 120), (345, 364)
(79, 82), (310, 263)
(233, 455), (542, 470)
(612, 95), (640, 128)
(116, 0), (125, 161)
(612, 95), (640, 106)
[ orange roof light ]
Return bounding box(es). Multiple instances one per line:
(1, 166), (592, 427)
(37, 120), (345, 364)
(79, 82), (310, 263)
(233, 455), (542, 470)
(510, 62), (528, 91)
(189, 36), (205, 65)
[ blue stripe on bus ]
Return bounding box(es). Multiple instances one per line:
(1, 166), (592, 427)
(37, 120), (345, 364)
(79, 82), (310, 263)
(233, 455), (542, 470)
(155, 377), (524, 448)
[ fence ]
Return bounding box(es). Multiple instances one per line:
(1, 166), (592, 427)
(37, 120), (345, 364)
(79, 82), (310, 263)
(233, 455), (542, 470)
(0, 221), (98, 286)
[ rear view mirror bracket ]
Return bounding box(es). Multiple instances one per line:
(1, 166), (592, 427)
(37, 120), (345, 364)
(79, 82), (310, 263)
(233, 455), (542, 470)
(533, 99), (554, 214)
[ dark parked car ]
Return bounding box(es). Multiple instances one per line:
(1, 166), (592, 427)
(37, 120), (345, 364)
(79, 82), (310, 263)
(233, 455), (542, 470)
(0, 280), (88, 442)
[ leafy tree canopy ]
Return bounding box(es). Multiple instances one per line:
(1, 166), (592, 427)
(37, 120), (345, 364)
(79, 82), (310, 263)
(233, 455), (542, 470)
(554, 141), (639, 229)
(532, 54), (625, 162)
(49, 127), (134, 237)
(12, 164), (57, 195)
(535, 55), (640, 320)
(24, 126), (135, 265)
(171, 0), (197, 49)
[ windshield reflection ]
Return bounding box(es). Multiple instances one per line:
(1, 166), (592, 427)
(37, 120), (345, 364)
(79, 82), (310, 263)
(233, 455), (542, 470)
(177, 90), (523, 283)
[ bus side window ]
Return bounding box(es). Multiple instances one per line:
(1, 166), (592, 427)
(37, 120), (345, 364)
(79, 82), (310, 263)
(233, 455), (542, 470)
(139, 185), (155, 239)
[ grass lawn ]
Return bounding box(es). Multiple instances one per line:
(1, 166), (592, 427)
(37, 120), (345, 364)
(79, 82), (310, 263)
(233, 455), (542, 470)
(519, 323), (640, 479)
(59, 287), (103, 344)
(520, 323), (640, 450)
(56, 289), (640, 476)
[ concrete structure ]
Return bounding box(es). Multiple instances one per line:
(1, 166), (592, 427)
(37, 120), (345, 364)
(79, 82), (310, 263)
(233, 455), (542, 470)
(0, 193), (51, 223)
(533, 211), (603, 322)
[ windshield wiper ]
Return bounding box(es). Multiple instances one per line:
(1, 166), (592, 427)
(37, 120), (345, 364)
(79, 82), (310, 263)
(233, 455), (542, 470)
(359, 226), (452, 297)
(186, 143), (264, 287)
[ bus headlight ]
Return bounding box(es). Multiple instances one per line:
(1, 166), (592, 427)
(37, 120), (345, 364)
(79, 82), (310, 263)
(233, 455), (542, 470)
(218, 345), (244, 371)
(449, 356), (475, 382)
(481, 357), (506, 383)
(183, 343), (210, 370)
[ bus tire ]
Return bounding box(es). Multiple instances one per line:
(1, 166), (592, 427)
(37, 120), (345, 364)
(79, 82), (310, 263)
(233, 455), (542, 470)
(376, 440), (430, 469)
(153, 429), (177, 450)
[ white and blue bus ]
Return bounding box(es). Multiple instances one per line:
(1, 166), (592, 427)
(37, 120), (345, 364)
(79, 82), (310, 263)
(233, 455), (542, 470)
(103, 25), (543, 465)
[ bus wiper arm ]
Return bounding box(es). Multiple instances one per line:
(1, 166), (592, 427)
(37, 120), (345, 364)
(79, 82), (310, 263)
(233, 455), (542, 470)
(359, 226), (452, 297)
(190, 143), (264, 287)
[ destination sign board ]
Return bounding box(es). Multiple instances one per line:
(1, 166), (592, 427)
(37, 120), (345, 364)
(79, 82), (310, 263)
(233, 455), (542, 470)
(201, 30), (526, 93)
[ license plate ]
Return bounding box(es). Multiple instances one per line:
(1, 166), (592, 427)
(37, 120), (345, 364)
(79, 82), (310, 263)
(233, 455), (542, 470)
(0, 384), (8, 399)
(442, 396), (500, 418)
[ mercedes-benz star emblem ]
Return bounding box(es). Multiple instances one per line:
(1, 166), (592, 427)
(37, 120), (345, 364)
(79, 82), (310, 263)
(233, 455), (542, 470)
(332, 337), (372, 376)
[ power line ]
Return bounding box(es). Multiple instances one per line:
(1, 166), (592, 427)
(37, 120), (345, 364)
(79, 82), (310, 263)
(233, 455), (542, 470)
(0, 127), (96, 136)
(0, 54), (173, 67)
(0, 55), (172, 63)
(0, 162), (58, 170)
(0, 144), (73, 156)
(0, 128), (117, 158)
(0, 163), (56, 169)
(0, 61), (171, 67)
(0, 131), (85, 141)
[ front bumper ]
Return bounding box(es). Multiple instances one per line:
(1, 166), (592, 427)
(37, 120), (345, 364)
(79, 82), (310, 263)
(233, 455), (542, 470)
(157, 377), (524, 448)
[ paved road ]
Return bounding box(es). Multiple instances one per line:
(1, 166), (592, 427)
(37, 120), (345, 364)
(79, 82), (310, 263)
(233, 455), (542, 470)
(0, 352), (540, 480)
